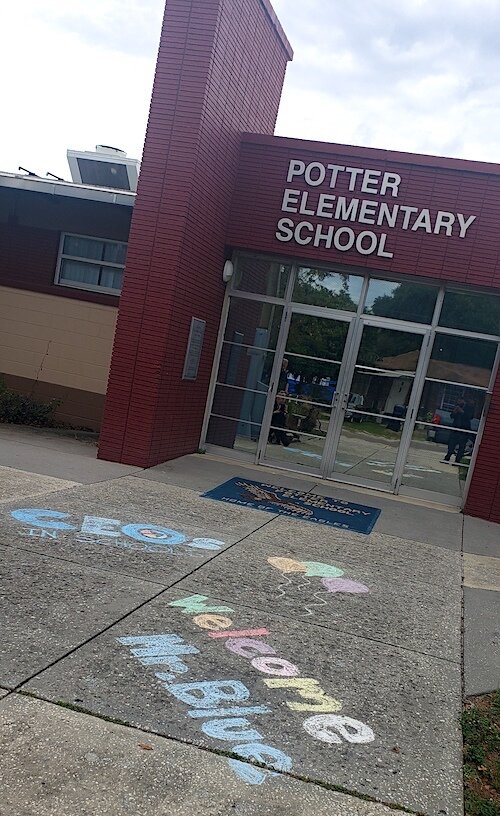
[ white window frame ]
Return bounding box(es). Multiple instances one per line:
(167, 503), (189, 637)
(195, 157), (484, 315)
(55, 232), (127, 296)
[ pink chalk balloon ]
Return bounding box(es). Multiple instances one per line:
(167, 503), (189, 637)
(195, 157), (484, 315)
(322, 577), (370, 594)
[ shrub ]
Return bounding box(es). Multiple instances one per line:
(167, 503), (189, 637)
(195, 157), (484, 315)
(0, 379), (60, 426)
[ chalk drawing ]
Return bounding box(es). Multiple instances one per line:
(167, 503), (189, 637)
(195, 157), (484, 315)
(226, 638), (276, 658)
(303, 714), (375, 744)
(118, 634), (289, 786)
(263, 678), (342, 713)
(303, 561), (344, 578)
(267, 555), (370, 615)
(251, 656), (300, 677)
(10, 509), (224, 555)
(322, 577), (369, 594)
(202, 718), (263, 743)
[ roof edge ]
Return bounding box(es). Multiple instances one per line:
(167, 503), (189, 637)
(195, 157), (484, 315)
(259, 0), (293, 60)
(241, 132), (500, 176)
(0, 172), (135, 206)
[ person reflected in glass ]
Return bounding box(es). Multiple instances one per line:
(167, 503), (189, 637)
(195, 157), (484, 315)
(278, 358), (289, 392)
(441, 397), (475, 464)
(269, 391), (291, 446)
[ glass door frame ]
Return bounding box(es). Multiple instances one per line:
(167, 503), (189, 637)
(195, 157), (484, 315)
(320, 315), (431, 491)
(200, 252), (500, 507)
(396, 332), (500, 507)
(256, 302), (358, 476)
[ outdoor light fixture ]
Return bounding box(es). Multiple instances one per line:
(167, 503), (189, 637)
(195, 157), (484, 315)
(222, 259), (234, 282)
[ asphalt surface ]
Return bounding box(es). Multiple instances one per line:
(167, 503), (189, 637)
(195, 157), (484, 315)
(0, 425), (498, 816)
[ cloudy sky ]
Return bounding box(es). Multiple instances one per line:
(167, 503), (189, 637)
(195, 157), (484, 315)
(1, 0), (499, 179)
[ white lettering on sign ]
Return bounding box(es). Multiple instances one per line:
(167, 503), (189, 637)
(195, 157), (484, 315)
(277, 159), (478, 260)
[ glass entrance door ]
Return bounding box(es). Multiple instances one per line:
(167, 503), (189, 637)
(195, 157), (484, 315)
(259, 314), (428, 491)
(325, 321), (427, 489)
(259, 310), (354, 473)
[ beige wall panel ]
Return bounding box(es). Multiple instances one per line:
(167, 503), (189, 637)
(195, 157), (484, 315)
(0, 286), (117, 395)
(39, 369), (110, 395)
(1, 319), (115, 351)
(1, 287), (117, 325)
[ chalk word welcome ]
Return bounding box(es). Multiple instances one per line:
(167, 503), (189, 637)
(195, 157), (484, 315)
(118, 593), (374, 786)
(10, 508), (223, 553)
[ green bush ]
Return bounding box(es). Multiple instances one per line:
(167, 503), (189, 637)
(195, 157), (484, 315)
(0, 379), (60, 426)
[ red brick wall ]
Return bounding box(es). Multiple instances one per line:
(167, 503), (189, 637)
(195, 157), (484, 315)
(227, 134), (500, 288)
(0, 188), (130, 306)
(227, 134), (500, 522)
(465, 365), (500, 523)
(98, 0), (292, 467)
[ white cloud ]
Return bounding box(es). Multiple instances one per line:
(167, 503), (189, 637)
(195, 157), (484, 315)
(0, 0), (499, 179)
(274, 0), (500, 161)
(0, 0), (164, 177)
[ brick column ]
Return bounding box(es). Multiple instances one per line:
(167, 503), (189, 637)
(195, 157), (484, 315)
(98, 0), (292, 466)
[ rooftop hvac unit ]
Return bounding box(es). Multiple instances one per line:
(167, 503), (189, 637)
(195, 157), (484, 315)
(67, 145), (139, 191)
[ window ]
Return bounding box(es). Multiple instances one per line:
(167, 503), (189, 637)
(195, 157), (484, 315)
(293, 267), (363, 310)
(56, 234), (127, 294)
(364, 279), (438, 324)
(439, 290), (500, 336)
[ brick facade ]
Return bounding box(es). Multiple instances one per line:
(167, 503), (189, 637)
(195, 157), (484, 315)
(98, 0), (292, 467)
(98, 0), (499, 522)
(0, 188), (129, 306)
(225, 134), (500, 522)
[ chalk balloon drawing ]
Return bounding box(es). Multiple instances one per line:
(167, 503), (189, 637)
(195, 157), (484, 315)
(268, 556), (369, 615)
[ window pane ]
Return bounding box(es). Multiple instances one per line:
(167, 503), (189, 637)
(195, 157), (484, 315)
(333, 418), (403, 485)
(206, 415), (260, 456)
(439, 291), (500, 336)
(217, 343), (275, 391)
(103, 242), (127, 265)
(100, 268), (123, 290)
(224, 298), (283, 350)
(264, 397), (331, 471)
(63, 235), (104, 261)
(364, 279), (438, 324)
(428, 334), (497, 385)
(285, 314), (350, 362)
(416, 381), (486, 428)
(403, 380), (485, 498)
(293, 267), (363, 310)
(212, 384), (267, 426)
(233, 255), (290, 298)
(402, 423), (471, 499)
(60, 259), (100, 285)
(356, 326), (422, 372)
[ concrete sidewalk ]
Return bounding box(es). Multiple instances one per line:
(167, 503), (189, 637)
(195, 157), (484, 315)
(0, 425), (498, 815)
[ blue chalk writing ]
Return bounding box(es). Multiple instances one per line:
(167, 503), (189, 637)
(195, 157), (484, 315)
(167, 680), (248, 708)
(81, 516), (122, 538)
(118, 634), (198, 675)
(11, 509), (75, 530)
(202, 717), (263, 743)
(189, 705), (271, 719)
(121, 524), (187, 545)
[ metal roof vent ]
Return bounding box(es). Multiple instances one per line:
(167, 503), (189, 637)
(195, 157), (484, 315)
(67, 145), (139, 191)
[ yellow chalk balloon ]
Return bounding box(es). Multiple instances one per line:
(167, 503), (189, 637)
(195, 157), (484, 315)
(268, 557), (306, 574)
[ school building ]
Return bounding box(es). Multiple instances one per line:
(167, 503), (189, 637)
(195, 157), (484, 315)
(1, 0), (499, 522)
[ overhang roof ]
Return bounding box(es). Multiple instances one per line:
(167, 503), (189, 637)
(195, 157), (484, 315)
(0, 171), (135, 207)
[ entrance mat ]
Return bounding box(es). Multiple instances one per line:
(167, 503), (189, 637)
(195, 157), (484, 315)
(202, 477), (381, 534)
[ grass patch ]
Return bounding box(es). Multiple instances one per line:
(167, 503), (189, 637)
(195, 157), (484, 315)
(463, 691), (500, 815)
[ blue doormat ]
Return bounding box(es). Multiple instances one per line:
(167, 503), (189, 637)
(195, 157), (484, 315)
(202, 477), (380, 534)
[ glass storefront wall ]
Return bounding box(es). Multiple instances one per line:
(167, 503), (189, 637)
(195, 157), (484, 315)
(203, 253), (500, 505)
